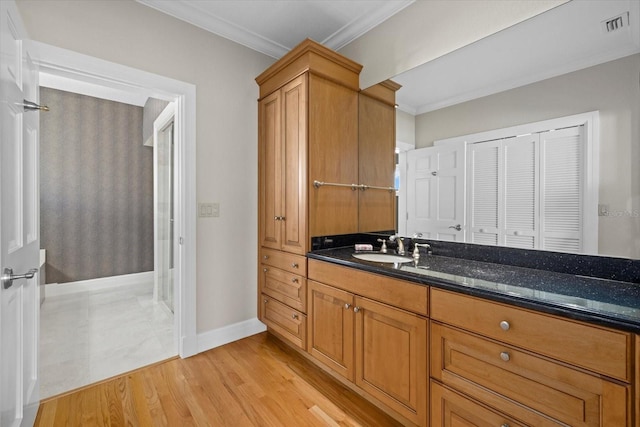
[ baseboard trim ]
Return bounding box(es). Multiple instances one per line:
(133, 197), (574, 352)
(197, 318), (267, 354)
(44, 271), (154, 297)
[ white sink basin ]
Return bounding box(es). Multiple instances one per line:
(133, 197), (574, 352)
(352, 253), (413, 263)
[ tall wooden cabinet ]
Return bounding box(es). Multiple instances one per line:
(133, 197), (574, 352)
(256, 39), (362, 349)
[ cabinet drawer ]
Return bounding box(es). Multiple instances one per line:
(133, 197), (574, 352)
(431, 289), (632, 381)
(308, 259), (428, 315)
(260, 294), (306, 349)
(261, 265), (306, 312)
(431, 381), (529, 427)
(431, 322), (630, 427)
(261, 247), (307, 275)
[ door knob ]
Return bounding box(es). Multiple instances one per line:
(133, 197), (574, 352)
(448, 224), (462, 231)
(2, 267), (38, 289)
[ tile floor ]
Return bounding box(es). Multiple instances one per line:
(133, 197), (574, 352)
(39, 279), (176, 399)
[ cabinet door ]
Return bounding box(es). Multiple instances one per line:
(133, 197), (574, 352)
(258, 90), (282, 250)
(354, 296), (427, 426)
(358, 93), (396, 233)
(281, 75), (307, 254)
(307, 280), (355, 381)
(308, 74), (359, 237)
(431, 381), (526, 427)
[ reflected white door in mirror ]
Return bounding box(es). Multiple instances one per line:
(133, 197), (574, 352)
(399, 111), (599, 255)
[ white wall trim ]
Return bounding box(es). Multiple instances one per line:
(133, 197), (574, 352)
(31, 41), (198, 358)
(197, 319), (267, 354)
(44, 271), (154, 298)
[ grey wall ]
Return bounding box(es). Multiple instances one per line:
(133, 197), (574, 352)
(40, 87), (154, 284)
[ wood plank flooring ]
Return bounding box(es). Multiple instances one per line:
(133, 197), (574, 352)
(35, 332), (403, 426)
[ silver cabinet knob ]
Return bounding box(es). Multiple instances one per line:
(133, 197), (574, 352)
(274, 216), (279, 220)
(291, 263), (298, 268)
(499, 320), (510, 331)
(344, 303), (351, 310)
(263, 255), (269, 259)
(263, 268), (267, 272)
(500, 351), (510, 362)
(291, 278), (299, 283)
(264, 299), (268, 303)
(353, 307), (361, 313)
(292, 313), (299, 320)
(501, 424), (510, 427)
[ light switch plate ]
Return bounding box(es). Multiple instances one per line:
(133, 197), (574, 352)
(598, 204), (609, 216)
(199, 202), (220, 218)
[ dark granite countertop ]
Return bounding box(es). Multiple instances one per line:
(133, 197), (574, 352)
(307, 247), (640, 334)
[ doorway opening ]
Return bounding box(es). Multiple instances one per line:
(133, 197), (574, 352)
(33, 41), (197, 398)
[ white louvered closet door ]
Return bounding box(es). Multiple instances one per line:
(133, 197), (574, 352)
(467, 140), (501, 245)
(540, 126), (584, 253)
(503, 135), (539, 249)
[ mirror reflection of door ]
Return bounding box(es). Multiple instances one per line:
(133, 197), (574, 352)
(154, 104), (175, 313)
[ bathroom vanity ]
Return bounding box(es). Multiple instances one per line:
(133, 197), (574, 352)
(302, 242), (639, 427)
(255, 37), (640, 426)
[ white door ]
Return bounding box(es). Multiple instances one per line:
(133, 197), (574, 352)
(1, 1), (41, 425)
(154, 103), (175, 312)
(405, 143), (465, 241)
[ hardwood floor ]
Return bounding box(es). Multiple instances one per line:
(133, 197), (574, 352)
(35, 332), (403, 426)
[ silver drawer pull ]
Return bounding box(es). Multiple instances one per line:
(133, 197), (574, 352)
(500, 351), (510, 362)
(291, 278), (299, 283)
(499, 320), (510, 331)
(292, 313), (299, 319)
(263, 255), (269, 259)
(501, 424), (510, 427)
(291, 263), (298, 268)
(344, 303), (351, 310)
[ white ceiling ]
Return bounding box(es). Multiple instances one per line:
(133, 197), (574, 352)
(136, 0), (414, 59)
(43, 0), (640, 114)
(137, 0), (640, 115)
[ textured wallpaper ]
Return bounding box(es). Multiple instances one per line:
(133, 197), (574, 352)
(40, 88), (154, 284)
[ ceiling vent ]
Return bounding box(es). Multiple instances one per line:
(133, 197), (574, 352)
(602, 12), (629, 33)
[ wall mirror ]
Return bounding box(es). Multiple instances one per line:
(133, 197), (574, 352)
(388, 0), (639, 259)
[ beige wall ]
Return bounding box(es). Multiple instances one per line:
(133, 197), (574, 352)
(340, 0), (566, 89)
(414, 54), (640, 258)
(396, 109), (415, 148)
(17, 0), (274, 333)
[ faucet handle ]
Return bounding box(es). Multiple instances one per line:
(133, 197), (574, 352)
(413, 243), (432, 259)
(377, 238), (387, 253)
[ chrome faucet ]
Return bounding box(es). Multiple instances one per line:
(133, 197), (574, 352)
(389, 234), (405, 255)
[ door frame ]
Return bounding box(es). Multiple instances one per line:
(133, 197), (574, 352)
(33, 41), (198, 357)
(153, 102), (175, 308)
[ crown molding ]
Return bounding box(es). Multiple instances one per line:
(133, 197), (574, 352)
(136, 0), (289, 58)
(322, 1), (414, 51)
(137, 0), (414, 59)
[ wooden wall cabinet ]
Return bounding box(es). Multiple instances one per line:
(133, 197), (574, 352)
(307, 260), (428, 426)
